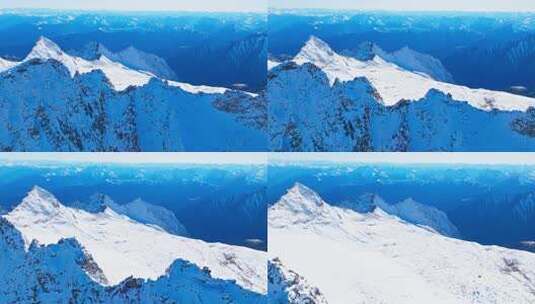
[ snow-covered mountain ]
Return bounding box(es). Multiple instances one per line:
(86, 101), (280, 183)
(0, 217), (265, 303)
(0, 37), (266, 151)
(71, 193), (189, 236)
(343, 41), (454, 83)
(72, 42), (177, 80)
(269, 183), (535, 303)
(341, 193), (460, 237)
(268, 36), (535, 151)
(3, 186), (266, 296)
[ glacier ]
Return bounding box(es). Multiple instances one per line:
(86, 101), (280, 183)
(269, 183), (535, 304)
(0, 37), (266, 151)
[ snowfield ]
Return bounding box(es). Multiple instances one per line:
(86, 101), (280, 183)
(4, 186), (266, 294)
(269, 183), (535, 304)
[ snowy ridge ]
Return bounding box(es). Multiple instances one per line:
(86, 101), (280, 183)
(0, 46), (266, 151)
(0, 218), (264, 303)
(269, 184), (535, 303)
(78, 42), (178, 80)
(268, 59), (281, 70)
(4, 186), (266, 294)
(24, 37), (152, 91)
(0, 57), (16, 72)
(9, 36), (233, 94)
(342, 193), (460, 237)
(343, 41), (454, 83)
(268, 56), (535, 151)
(293, 36), (535, 112)
(72, 193), (189, 236)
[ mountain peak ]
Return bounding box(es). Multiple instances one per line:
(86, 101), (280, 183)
(27, 36), (64, 60)
(27, 186), (61, 207)
(294, 36), (336, 66)
(270, 183), (328, 224)
(11, 186), (63, 218)
(287, 183), (324, 207)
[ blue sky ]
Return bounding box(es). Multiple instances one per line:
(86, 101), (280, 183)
(0, 0), (266, 12)
(270, 0), (535, 11)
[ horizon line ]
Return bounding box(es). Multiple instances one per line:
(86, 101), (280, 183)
(268, 8), (535, 14)
(0, 153), (268, 165)
(0, 7), (267, 14)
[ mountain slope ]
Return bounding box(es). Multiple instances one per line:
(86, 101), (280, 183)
(269, 183), (535, 304)
(0, 37), (266, 152)
(72, 42), (177, 80)
(293, 36), (535, 111)
(0, 57), (16, 71)
(268, 39), (535, 151)
(343, 41), (454, 83)
(72, 193), (189, 236)
(342, 193), (460, 237)
(0, 217), (265, 303)
(4, 186), (266, 294)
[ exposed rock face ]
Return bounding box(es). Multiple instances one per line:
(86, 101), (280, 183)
(268, 61), (535, 151)
(268, 258), (328, 304)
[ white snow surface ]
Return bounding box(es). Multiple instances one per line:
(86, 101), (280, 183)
(345, 42), (454, 83)
(167, 80), (229, 95)
(269, 183), (535, 304)
(0, 57), (17, 72)
(96, 44), (177, 80)
(107, 198), (189, 236)
(293, 36), (535, 111)
(4, 186), (266, 294)
(15, 36), (231, 94)
(268, 59), (281, 70)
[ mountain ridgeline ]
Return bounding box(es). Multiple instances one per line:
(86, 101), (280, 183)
(0, 186), (267, 303)
(268, 183), (535, 303)
(268, 37), (535, 151)
(0, 37), (266, 152)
